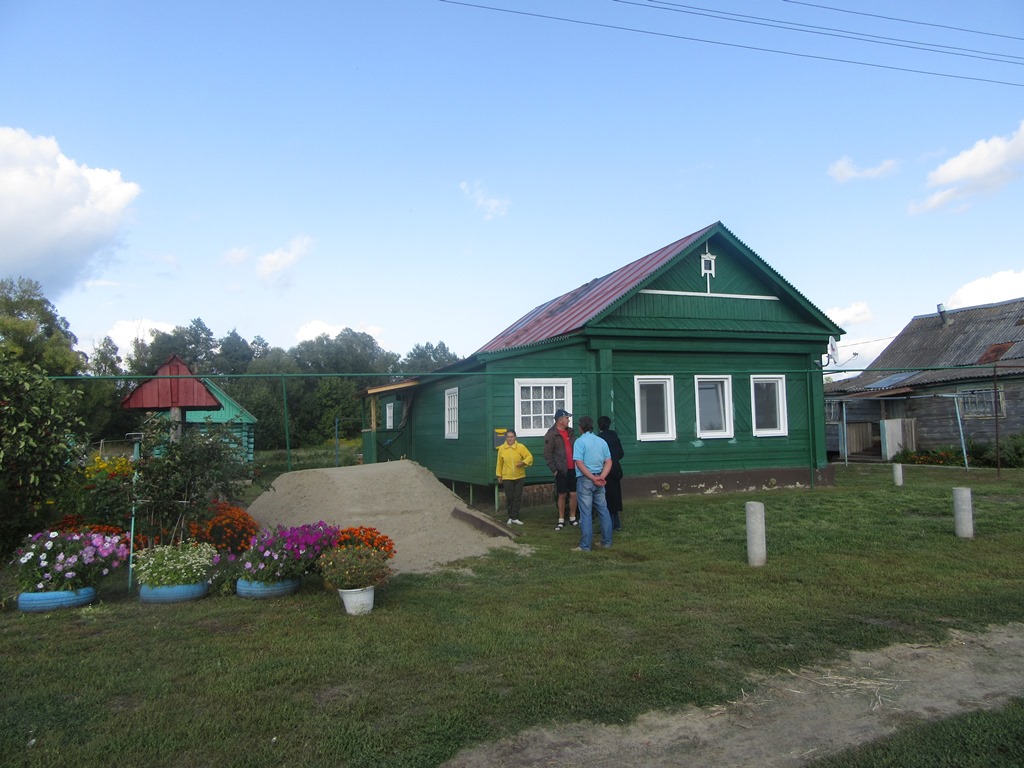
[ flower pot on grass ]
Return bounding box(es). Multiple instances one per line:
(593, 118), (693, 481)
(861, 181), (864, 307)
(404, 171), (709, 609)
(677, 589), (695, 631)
(18, 587), (97, 613)
(233, 522), (339, 598)
(14, 529), (131, 612)
(134, 541), (217, 603)
(337, 585), (375, 615)
(236, 577), (302, 598)
(140, 582), (210, 603)
(317, 541), (394, 615)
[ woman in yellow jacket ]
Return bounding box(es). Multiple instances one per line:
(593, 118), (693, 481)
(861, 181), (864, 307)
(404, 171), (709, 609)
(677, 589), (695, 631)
(495, 429), (533, 525)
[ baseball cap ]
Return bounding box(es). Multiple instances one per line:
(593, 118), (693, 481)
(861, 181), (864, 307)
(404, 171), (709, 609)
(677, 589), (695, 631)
(554, 408), (572, 420)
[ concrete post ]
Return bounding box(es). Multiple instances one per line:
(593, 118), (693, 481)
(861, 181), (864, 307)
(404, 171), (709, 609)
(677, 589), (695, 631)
(745, 501), (767, 567)
(953, 487), (974, 539)
(893, 463), (904, 487)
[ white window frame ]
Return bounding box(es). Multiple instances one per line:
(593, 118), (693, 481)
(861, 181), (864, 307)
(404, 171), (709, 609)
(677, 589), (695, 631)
(385, 402), (394, 430)
(695, 375), (734, 439)
(444, 387), (459, 439)
(634, 375), (676, 441)
(514, 378), (572, 438)
(751, 375), (788, 437)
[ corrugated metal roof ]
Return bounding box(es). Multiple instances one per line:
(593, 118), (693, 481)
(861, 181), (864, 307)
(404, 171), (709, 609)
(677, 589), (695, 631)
(827, 298), (1024, 395)
(476, 223), (718, 354)
(121, 355), (222, 411)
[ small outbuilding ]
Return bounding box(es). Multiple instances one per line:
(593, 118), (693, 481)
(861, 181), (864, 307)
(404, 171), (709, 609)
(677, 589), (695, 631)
(826, 298), (1024, 461)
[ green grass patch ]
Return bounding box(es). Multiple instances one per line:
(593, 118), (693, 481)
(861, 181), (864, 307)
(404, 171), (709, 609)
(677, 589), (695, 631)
(1, 464), (1023, 767)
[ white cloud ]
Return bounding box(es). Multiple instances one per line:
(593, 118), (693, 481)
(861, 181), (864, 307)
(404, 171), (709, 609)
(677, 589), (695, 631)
(256, 235), (312, 282)
(825, 300), (873, 326)
(105, 318), (175, 357)
(947, 269), (1024, 309)
(459, 181), (509, 220)
(827, 156), (898, 183)
(224, 247), (248, 265)
(0, 127), (140, 294)
(910, 120), (1024, 213)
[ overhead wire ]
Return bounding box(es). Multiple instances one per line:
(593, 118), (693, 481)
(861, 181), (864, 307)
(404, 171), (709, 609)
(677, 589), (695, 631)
(639, 0), (1024, 65)
(437, 0), (1024, 88)
(781, 0), (1024, 43)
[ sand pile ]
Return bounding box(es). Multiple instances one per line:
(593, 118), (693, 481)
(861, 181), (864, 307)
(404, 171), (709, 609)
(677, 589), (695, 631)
(246, 460), (522, 574)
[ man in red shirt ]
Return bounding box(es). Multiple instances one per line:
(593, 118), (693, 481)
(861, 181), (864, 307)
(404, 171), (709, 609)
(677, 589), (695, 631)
(543, 409), (577, 530)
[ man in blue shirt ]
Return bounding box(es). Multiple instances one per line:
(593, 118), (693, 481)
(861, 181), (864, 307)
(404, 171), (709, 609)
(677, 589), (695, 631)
(572, 415), (613, 551)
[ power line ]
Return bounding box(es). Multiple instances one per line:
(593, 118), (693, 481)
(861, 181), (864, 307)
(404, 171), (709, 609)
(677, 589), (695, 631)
(438, 0), (1024, 88)
(640, 0), (1024, 65)
(781, 0), (1024, 43)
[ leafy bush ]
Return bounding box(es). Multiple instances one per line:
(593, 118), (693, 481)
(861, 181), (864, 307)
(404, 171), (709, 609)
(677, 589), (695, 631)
(0, 355), (85, 554)
(891, 445), (967, 466)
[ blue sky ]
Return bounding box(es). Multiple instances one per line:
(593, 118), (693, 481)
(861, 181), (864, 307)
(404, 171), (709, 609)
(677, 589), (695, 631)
(1, 0), (1023, 372)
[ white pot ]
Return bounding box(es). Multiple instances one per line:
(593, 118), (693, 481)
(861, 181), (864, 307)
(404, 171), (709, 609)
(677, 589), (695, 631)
(337, 585), (375, 615)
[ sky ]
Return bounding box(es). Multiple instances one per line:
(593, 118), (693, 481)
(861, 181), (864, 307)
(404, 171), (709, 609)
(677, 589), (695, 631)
(1, 0), (1023, 374)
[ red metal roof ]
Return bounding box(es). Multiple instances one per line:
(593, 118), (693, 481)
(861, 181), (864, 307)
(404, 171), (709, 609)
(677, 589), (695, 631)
(121, 355), (222, 411)
(476, 223), (717, 354)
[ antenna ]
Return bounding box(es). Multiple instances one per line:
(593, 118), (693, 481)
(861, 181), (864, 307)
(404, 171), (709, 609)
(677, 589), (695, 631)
(827, 337), (839, 364)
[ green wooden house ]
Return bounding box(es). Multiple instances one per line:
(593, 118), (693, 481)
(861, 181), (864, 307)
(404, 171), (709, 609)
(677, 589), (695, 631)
(360, 222), (844, 497)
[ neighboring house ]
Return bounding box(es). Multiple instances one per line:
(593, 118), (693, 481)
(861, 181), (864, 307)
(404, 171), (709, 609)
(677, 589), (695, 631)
(360, 222), (844, 497)
(825, 298), (1024, 461)
(122, 355), (257, 463)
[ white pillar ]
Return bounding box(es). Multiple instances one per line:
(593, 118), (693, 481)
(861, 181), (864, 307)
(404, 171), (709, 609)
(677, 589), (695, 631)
(893, 463), (904, 487)
(745, 501), (767, 567)
(953, 487), (974, 539)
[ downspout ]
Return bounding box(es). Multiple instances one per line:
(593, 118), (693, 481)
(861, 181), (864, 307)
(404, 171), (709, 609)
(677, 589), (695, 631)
(993, 365), (1001, 478)
(806, 369), (815, 488)
(952, 394), (969, 471)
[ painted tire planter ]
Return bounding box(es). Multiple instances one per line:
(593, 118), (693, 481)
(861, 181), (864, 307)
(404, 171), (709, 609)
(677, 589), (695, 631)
(140, 582), (209, 604)
(236, 577), (302, 599)
(338, 585), (375, 615)
(18, 587), (97, 613)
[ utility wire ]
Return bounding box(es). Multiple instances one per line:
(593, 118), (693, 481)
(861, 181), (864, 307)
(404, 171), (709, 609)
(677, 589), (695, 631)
(781, 0), (1024, 43)
(640, 0), (1024, 64)
(438, 0), (1024, 88)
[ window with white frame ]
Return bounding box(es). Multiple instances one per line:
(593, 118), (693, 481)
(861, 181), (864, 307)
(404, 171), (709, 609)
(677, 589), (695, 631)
(634, 375), (676, 441)
(514, 378), (571, 437)
(959, 386), (1004, 418)
(385, 402), (394, 430)
(751, 375), (788, 437)
(444, 387), (459, 439)
(695, 375), (733, 438)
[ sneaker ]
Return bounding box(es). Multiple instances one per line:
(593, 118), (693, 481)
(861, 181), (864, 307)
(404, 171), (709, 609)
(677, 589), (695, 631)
(506, 518), (514, 525)
(510, 519), (524, 525)
(571, 546), (590, 552)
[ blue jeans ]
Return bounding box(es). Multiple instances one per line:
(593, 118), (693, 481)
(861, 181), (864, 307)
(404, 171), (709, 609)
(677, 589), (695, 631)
(576, 476), (612, 550)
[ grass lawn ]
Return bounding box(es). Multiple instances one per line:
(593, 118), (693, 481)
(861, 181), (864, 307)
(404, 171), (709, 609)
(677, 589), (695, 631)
(1, 464), (1022, 767)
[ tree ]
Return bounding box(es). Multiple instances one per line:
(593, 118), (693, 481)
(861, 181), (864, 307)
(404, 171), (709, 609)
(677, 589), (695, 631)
(80, 335), (137, 441)
(400, 341), (461, 373)
(213, 329), (254, 376)
(0, 276), (84, 375)
(0, 353), (85, 554)
(126, 318), (217, 374)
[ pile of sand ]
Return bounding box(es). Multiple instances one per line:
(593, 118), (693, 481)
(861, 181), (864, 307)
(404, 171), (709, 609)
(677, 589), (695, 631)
(246, 460), (522, 573)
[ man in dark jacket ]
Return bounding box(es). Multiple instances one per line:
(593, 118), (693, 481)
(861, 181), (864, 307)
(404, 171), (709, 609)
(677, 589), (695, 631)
(543, 409), (577, 530)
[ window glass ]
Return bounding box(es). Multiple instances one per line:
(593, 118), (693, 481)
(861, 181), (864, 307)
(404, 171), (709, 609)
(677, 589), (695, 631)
(695, 376), (733, 438)
(444, 388), (459, 439)
(751, 375), (788, 437)
(634, 376), (676, 441)
(514, 379), (571, 437)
